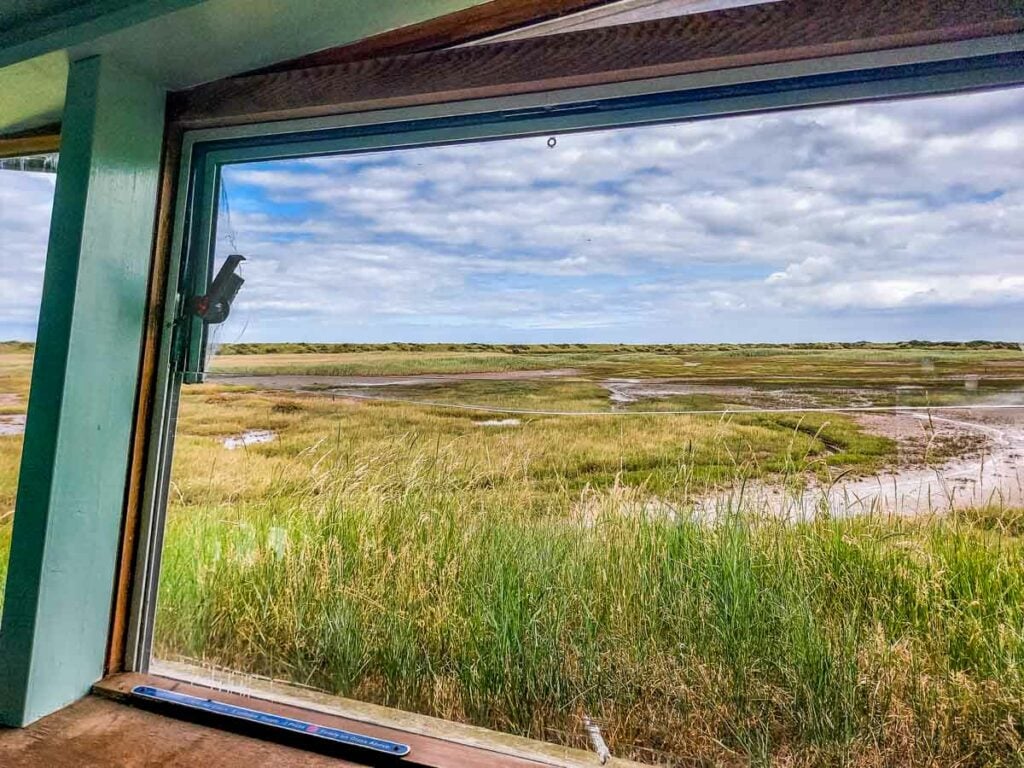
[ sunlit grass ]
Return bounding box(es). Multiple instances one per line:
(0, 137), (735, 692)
(0, 351), (30, 578)
(1, 347), (1023, 764)
(210, 350), (595, 377)
(167, 383), (894, 505)
(154, 433), (1024, 765)
(208, 343), (1024, 387)
(153, 373), (1023, 765)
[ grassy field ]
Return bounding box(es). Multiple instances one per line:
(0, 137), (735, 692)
(2, 344), (1023, 765)
(0, 349), (31, 593)
(209, 341), (1024, 386)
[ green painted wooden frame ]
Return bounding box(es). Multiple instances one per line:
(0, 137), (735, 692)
(126, 33), (1024, 670)
(0, 54), (165, 726)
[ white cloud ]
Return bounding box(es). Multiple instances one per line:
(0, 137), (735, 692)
(770, 274), (1024, 312)
(4, 87), (1024, 342)
(0, 170), (55, 338)
(209, 86), (1024, 342)
(767, 256), (836, 286)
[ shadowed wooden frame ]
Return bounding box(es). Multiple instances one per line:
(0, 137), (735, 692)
(250, 0), (620, 72)
(171, 0), (1024, 130)
(0, 124), (60, 159)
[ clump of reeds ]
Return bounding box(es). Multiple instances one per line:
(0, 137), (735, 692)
(154, 436), (1024, 766)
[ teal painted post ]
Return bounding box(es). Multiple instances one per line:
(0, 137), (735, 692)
(0, 55), (164, 726)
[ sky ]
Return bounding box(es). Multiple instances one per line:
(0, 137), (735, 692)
(2, 86), (1023, 344)
(0, 168), (54, 340)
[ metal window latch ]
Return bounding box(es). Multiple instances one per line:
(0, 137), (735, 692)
(583, 715), (610, 764)
(188, 254), (246, 324)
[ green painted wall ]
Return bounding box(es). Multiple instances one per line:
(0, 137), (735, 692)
(0, 54), (165, 726)
(1, 0), (489, 137)
(78, 0), (491, 88)
(0, 1), (207, 68)
(0, 51), (68, 135)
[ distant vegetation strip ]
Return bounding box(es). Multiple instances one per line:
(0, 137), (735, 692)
(3, 340), (1020, 355)
(0, 342), (34, 353)
(213, 340), (1022, 354)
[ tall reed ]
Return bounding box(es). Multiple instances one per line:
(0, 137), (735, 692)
(155, 437), (1024, 766)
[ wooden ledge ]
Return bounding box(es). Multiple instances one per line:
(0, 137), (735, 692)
(251, 0), (617, 72)
(96, 669), (638, 767)
(170, 0), (1024, 129)
(0, 125), (60, 159)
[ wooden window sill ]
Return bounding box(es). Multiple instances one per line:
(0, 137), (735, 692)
(95, 670), (633, 767)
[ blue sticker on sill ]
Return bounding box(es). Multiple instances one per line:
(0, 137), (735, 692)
(130, 685), (411, 757)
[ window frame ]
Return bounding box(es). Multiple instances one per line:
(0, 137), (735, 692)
(123, 31), (1024, 672)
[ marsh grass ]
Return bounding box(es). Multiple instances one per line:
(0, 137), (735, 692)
(1, 348), (1022, 764)
(155, 456), (1024, 766)
(0, 351), (30, 589)
(167, 382), (894, 505)
(0, 437), (22, 515)
(209, 344), (1024, 388)
(155, 388), (1024, 766)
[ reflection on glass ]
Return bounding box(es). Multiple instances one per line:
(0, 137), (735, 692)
(0, 168), (55, 607)
(154, 87), (1024, 765)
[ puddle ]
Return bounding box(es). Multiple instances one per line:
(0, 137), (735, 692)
(0, 415), (26, 436)
(223, 430), (276, 450)
(476, 418), (521, 427)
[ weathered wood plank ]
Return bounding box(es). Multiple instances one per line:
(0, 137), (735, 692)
(0, 695), (362, 767)
(0, 125), (60, 159)
(95, 674), (565, 768)
(473, 0), (782, 43)
(105, 122), (183, 676)
(253, 0), (618, 72)
(171, 0), (1024, 129)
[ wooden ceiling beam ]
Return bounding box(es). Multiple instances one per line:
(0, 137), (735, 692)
(171, 0), (1024, 131)
(0, 124), (60, 159)
(249, 0), (620, 73)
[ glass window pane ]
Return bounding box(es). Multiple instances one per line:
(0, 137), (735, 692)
(153, 87), (1024, 765)
(0, 163), (56, 606)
